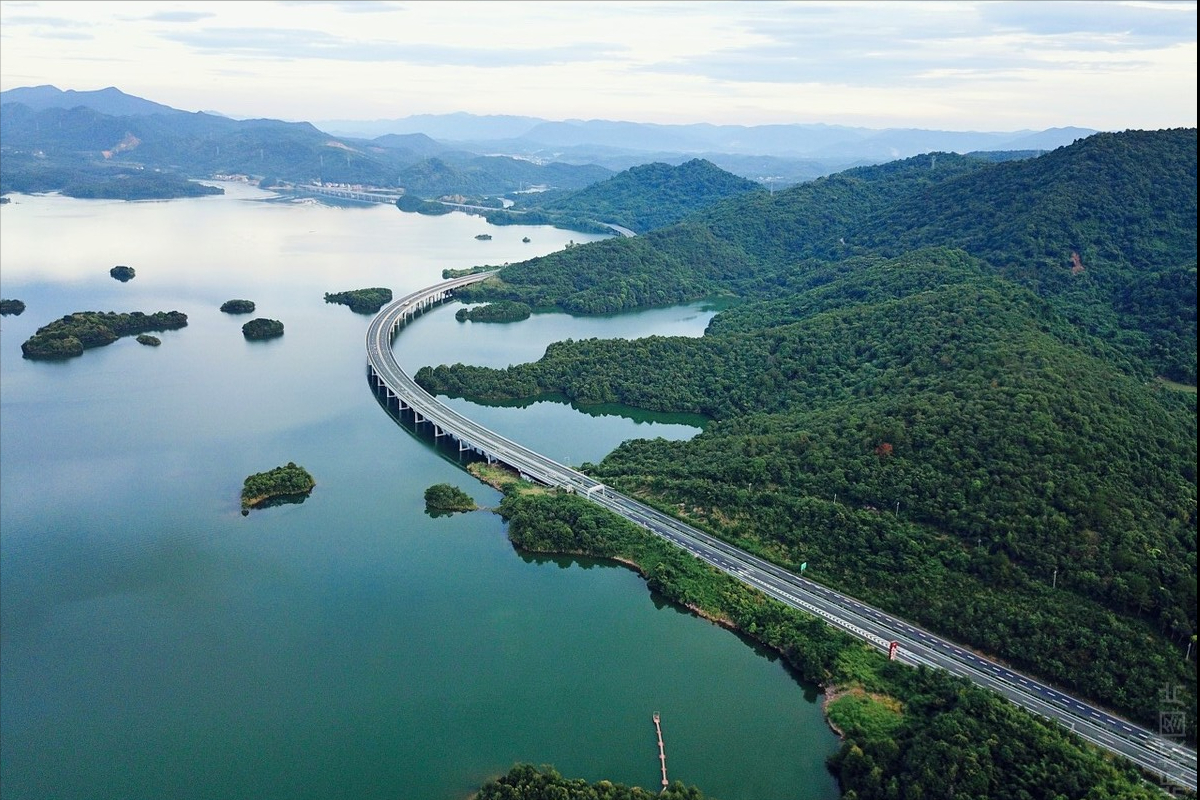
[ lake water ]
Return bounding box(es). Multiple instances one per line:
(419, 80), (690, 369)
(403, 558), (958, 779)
(0, 183), (841, 800)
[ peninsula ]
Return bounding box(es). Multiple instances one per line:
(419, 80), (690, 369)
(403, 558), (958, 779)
(324, 288), (393, 314)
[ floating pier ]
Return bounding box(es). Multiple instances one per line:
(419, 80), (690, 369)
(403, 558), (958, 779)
(653, 711), (668, 788)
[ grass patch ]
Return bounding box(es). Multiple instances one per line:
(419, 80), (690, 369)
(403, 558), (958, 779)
(826, 687), (904, 740)
(466, 462), (548, 495)
(1156, 376), (1198, 393)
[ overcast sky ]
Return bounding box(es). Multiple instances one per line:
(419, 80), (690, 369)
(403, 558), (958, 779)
(1, 0), (1195, 131)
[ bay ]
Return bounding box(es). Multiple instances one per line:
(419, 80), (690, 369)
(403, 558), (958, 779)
(0, 184), (841, 800)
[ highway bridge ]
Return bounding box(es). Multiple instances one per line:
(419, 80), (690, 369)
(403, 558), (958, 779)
(365, 273), (1197, 793)
(287, 185), (403, 204)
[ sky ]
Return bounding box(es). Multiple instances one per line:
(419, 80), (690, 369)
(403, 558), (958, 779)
(0, 0), (1195, 132)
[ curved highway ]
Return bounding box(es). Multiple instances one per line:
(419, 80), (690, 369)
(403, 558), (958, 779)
(366, 273), (1197, 793)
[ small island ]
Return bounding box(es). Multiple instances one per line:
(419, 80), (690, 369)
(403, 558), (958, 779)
(522, 236), (531, 243)
(220, 299), (256, 314)
(324, 287), (393, 314)
(241, 462), (316, 511)
(136, 334), (161, 347)
(1, 298), (25, 316)
(474, 233), (493, 240)
(21, 310), (188, 360)
(242, 317), (284, 340)
(455, 300), (532, 323)
(424, 483), (478, 514)
(395, 195), (453, 216)
(109, 265), (136, 282)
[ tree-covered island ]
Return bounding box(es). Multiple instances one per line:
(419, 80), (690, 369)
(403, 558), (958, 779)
(220, 299), (256, 314)
(136, 334), (161, 346)
(454, 300), (532, 323)
(395, 195), (454, 215)
(242, 317), (284, 340)
(0, 299), (25, 316)
(21, 310), (188, 359)
(323, 287), (393, 314)
(241, 462), (316, 511)
(477, 764), (707, 799)
(423, 483), (478, 513)
(109, 265), (136, 281)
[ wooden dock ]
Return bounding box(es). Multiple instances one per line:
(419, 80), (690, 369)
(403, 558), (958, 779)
(653, 711), (668, 788)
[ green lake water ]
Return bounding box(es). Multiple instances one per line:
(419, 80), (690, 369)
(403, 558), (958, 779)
(0, 184), (841, 800)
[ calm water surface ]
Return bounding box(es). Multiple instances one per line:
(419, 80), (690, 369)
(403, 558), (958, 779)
(0, 184), (840, 800)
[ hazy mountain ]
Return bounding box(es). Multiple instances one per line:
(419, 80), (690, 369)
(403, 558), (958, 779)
(369, 132), (452, 157)
(0, 90), (614, 199)
(0, 85), (184, 117)
(992, 126), (1099, 151)
(319, 112), (545, 141)
(316, 111), (1098, 162)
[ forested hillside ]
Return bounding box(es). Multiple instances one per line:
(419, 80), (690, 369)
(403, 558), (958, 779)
(513, 158), (764, 234)
(423, 130), (1198, 741)
(460, 131), (1197, 382)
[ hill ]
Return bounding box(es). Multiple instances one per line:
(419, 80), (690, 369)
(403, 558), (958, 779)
(515, 158), (765, 234)
(424, 130), (1199, 738)
(394, 154), (612, 199)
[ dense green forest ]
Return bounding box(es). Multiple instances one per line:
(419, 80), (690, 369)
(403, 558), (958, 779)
(1, 299), (26, 315)
(420, 129), (1198, 745)
(21, 310), (188, 359)
(459, 131), (1196, 381)
(496, 484), (1166, 799)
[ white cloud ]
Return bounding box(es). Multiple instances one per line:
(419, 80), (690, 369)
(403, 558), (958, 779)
(0, 0), (1194, 130)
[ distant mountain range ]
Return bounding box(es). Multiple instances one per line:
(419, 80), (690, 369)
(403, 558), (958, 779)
(315, 110), (1097, 165)
(0, 85), (614, 199)
(1, 85), (1098, 194)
